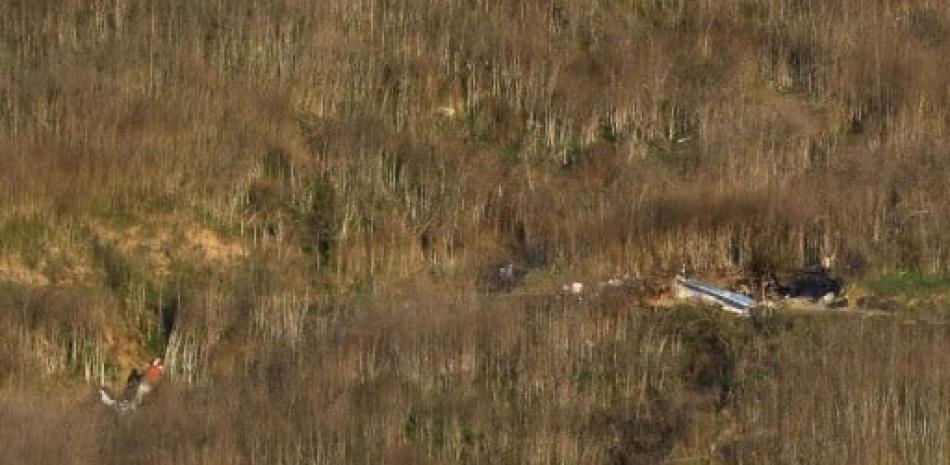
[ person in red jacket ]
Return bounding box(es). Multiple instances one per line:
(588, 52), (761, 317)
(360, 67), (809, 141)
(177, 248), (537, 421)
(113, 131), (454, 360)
(98, 357), (165, 414)
(146, 358), (164, 384)
(136, 358), (164, 400)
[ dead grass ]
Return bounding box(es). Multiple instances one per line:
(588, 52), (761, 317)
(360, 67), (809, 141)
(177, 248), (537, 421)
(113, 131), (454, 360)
(0, 256), (50, 286)
(1, 0), (949, 280)
(1, 291), (948, 465)
(2, 1), (950, 464)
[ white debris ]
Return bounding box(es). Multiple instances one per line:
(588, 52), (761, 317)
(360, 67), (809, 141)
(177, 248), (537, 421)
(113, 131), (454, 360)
(673, 275), (756, 315)
(498, 263), (515, 280)
(562, 282), (585, 294)
(821, 292), (836, 304)
(98, 387), (135, 415)
(97, 358), (165, 415)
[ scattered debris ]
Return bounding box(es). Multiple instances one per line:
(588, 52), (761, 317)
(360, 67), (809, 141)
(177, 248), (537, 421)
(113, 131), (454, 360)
(562, 282), (585, 295)
(772, 266), (841, 300)
(492, 263), (527, 292)
(673, 273), (757, 315)
(98, 358), (164, 414)
(478, 262), (526, 293)
(600, 275), (629, 288)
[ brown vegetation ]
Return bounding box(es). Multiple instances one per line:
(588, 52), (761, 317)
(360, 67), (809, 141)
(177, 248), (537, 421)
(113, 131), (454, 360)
(2, 0), (950, 278)
(1, 0), (950, 464)
(3, 290), (949, 465)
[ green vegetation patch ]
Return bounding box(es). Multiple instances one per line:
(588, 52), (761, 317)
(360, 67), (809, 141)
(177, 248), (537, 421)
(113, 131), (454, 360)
(262, 149), (293, 180)
(0, 215), (54, 266)
(867, 272), (950, 297)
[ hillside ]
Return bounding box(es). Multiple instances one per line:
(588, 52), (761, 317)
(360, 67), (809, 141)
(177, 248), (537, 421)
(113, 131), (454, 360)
(1, 1), (949, 464)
